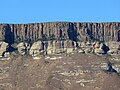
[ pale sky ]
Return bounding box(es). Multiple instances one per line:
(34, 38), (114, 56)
(0, 0), (120, 23)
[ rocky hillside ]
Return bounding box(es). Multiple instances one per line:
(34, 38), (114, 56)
(0, 53), (120, 90)
(0, 22), (120, 44)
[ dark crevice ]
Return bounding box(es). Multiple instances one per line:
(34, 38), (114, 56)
(67, 23), (77, 41)
(117, 30), (120, 41)
(2, 24), (14, 44)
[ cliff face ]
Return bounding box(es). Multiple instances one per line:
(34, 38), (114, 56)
(0, 22), (120, 44)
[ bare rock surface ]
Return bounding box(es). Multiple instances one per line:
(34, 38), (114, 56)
(0, 22), (120, 44)
(0, 41), (8, 57)
(17, 42), (30, 55)
(29, 41), (43, 56)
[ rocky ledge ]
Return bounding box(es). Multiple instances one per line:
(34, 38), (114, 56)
(0, 22), (120, 58)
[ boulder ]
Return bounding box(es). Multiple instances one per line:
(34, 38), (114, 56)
(84, 48), (92, 54)
(78, 49), (85, 53)
(0, 41), (8, 57)
(107, 49), (118, 55)
(94, 48), (105, 55)
(106, 42), (120, 49)
(94, 42), (100, 48)
(29, 41), (43, 56)
(81, 42), (86, 48)
(106, 42), (120, 55)
(66, 48), (73, 53)
(4, 52), (10, 58)
(93, 42), (108, 55)
(17, 42), (30, 55)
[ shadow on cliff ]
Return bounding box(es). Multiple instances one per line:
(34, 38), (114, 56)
(117, 30), (120, 41)
(2, 24), (14, 44)
(87, 29), (93, 39)
(2, 24), (16, 52)
(102, 44), (109, 54)
(67, 23), (77, 41)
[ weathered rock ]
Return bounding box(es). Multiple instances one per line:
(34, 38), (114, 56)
(100, 43), (104, 49)
(78, 49), (85, 53)
(108, 49), (119, 55)
(94, 48), (105, 55)
(106, 42), (120, 55)
(94, 42), (100, 48)
(29, 41), (43, 56)
(66, 48), (73, 53)
(0, 22), (120, 56)
(47, 41), (53, 54)
(93, 42), (108, 55)
(0, 42), (8, 57)
(86, 41), (91, 46)
(77, 42), (81, 47)
(0, 22), (120, 45)
(17, 42), (30, 55)
(64, 40), (68, 48)
(84, 48), (92, 54)
(106, 42), (120, 49)
(80, 42), (86, 48)
(113, 65), (120, 73)
(4, 52), (10, 58)
(52, 40), (57, 54)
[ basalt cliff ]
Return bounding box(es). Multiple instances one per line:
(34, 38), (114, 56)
(0, 22), (120, 90)
(0, 22), (120, 44)
(0, 22), (120, 56)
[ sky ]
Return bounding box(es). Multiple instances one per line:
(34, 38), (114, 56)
(0, 0), (120, 23)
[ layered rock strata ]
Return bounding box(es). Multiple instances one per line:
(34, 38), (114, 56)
(0, 22), (120, 56)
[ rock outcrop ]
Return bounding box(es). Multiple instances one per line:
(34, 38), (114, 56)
(0, 41), (8, 57)
(29, 41), (44, 56)
(106, 42), (120, 55)
(0, 22), (120, 56)
(94, 42), (106, 55)
(17, 42), (30, 55)
(0, 22), (120, 44)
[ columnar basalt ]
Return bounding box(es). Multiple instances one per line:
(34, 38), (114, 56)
(0, 22), (120, 44)
(0, 22), (120, 56)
